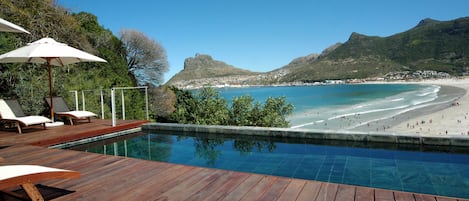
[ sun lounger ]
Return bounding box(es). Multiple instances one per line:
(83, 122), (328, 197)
(0, 99), (52, 134)
(45, 97), (97, 125)
(0, 165), (80, 201)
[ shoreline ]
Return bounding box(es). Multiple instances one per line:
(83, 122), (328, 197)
(374, 78), (469, 136)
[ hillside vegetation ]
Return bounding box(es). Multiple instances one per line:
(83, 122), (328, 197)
(0, 0), (145, 118)
(279, 17), (469, 82)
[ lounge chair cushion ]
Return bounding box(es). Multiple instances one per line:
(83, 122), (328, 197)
(45, 97), (97, 125)
(3, 99), (26, 117)
(0, 165), (80, 201)
(0, 165), (78, 182)
(56, 111), (97, 119)
(9, 116), (52, 126)
(0, 99), (16, 119)
(0, 99), (52, 131)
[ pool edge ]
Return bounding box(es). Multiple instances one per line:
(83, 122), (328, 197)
(142, 122), (469, 147)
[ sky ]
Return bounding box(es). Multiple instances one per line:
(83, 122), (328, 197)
(57, 0), (469, 83)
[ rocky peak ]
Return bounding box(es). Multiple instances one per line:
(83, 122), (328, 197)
(348, 32), (366, 40)
(183, 53), (216, 70)
(415, 18), (440, 28)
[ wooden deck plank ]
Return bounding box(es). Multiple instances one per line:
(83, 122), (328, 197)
(239, 176), (277, 201)
(185, 170), (241, 201)
(86, 163), (185, 200)
(158, 168), (224, 200)
(394, 191), (416, 201)
(55, 158), (140, 197)
(203, 171), (251, 201)
(276, 179), (307, 201)
(335, 184), (356, 201)
(296, 180), (322, 201)
(221, 174), (264, 201)
(137, 166), (205, 200)
(414, 194), (438, 201)
(375, 188), (396, 201)
(355, 186), (375, 201)
(316, 183), (339, 201)
(257, 178), (291, 201)
(435, 196), (463, 201)
(110, 164), (195, 200)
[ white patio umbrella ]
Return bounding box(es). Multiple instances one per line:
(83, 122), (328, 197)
(0, 37), (107, 121)
(0, 18), (30, 34)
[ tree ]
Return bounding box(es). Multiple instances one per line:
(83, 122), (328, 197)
(148, 85), (176, 121)
(255, 96), (294, 127)
(193, 86), (229, 125)
(229, 95), (254, 126)
(0, 1), (146, 120)
(165, 86), (294, 128)
(120, 29), (169, 86)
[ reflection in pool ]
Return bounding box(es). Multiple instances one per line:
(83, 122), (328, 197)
(69, 131), (469, 199)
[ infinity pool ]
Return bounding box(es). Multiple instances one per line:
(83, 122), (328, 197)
(69, 131), (469, 198)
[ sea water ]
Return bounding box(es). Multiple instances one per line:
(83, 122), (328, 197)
(218, 84), (452, 131)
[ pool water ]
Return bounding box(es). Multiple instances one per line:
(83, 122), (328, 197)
(69, 132), (469, 198)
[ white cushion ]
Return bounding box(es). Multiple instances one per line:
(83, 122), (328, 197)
(56, 111), (97, 118)
(0, 99), (16, 119)
(0, 99), (52, 125)
(12, 116), (52, 126)
(0, 165), (73, 180)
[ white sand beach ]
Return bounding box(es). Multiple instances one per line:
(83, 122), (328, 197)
(388, 78), (469, 136)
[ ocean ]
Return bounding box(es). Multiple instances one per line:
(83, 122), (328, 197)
(217, 83), (459, 131)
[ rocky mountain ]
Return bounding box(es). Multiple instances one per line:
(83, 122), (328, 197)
(278, 17), (469, 82)
(166, 53), (260, 87)
(167, 17), (469, 88)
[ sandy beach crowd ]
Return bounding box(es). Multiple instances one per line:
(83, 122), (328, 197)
(388, 78), (469, 136)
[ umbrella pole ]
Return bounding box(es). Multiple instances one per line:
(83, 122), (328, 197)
(47, 61), (54, 122)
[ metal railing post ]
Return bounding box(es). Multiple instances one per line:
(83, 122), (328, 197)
(145, 86), (149, 120)
(72, 86), (147, 124)
(124, 140), (128, 157)
(111, 88), (116, 127)
(113, 142), (118, 156)
(121, 90), (125, 120)
(70, 90), (78, 111)
(100, 90), (104, 119)
(81, 90), (86, 111)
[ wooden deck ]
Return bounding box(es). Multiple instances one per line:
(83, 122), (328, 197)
(0, 120), (468, 200)
(0, 119), (148, 147)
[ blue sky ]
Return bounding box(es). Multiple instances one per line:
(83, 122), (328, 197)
(57, 0), (469, 83)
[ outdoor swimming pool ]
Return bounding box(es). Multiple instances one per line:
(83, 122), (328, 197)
(69, 131), (469, 199)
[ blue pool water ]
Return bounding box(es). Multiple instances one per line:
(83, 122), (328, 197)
(70, 131), (469, 198)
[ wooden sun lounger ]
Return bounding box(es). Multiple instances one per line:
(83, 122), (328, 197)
(0, 99), (52, 134)
(45, 97), (97, 125)
(0, 165), (80, 201)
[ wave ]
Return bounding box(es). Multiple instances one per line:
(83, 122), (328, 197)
(416, 85), (440, 96)
(289, 84), (443, 130)
(327, 104), (410, 121)
(391, 98), (404, 102)
(345, 96), (456, 130)
(291, 119), (325, 129)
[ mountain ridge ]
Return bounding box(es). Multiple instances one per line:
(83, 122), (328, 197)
(167, 17), (469, 88)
